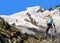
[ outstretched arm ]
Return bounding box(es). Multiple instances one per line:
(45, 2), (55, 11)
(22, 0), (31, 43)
(42, 16), (48, 19)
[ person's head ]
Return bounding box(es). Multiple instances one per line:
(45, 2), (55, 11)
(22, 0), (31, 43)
(48, 14), (52, 18)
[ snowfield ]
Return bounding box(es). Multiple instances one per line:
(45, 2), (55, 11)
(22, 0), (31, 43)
(0, 5), (60, 35)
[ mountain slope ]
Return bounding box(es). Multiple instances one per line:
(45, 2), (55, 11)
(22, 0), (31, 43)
(0, 5), (60, 43)
(0, 17), (58, 43)
(0, 5), (60, 37)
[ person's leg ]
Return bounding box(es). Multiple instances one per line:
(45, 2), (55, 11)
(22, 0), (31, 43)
(45, 26), (50, 38)
(50, 26), (53, 39)
(46, 26), (50, 34)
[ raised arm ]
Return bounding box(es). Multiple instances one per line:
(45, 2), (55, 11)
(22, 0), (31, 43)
(42, 16), (48, 19)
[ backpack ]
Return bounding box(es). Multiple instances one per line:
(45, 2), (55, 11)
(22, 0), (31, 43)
(47, 18), (52, 24)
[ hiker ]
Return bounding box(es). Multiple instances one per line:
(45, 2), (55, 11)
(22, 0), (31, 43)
(42, 14), (56, 38)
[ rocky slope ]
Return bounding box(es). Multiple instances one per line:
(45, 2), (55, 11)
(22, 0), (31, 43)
(0, 5), (60, 43)
(0, 17), (60, 43)
(1, 5), (60, 34)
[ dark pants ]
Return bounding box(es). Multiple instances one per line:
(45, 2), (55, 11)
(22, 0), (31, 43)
(46, 23), (52, 34)
(45, 23), (53, 38)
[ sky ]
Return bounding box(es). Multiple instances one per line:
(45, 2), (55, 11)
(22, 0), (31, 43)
(0, 0), (60, 15)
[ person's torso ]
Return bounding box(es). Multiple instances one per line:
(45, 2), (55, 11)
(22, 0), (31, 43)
(47, 18), (52, 24)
